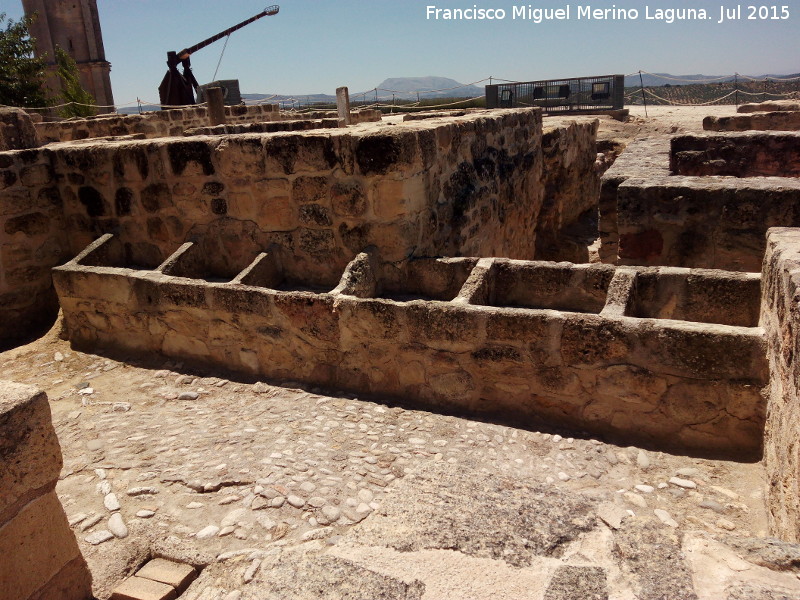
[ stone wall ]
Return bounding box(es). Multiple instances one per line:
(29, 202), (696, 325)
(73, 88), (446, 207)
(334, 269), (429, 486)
(535, 118), (601, 262)
(34, 106), (381, 144)
(54, 235), (768, 459)
(3, 108), (603, 344)
(761, 228), (800, 541)
(738, 100), (800, 113)
(0, 381), (92, 600)
(598, 137), (671, 263)
(704, 111), (800, 132)
(0, 150), (67, 349)
(616, 176), (800, 272)
(671, 132), (800, 177)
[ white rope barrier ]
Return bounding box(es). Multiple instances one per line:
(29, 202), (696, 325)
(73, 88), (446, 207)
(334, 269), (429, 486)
(1, 71), (797, 113)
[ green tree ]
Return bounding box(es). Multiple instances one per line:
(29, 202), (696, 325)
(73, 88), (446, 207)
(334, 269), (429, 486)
(55, 46), (97, 117)
(0, 12), (50, 108)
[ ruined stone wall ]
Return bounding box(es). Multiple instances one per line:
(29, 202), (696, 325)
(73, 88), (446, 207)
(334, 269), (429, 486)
(671, 132), (800, 177)
(704, 111), (800, 132)
(598, 137), (671, 263)
(617, 176), (800, 272)
(761, 228), (800, 541)
(738, 100), (800, 113)
(0, 381), (92, 600)
(34, 106), (381, 144)
(2, 108), (576, 342)
(54, 237), (768, 459)
(0, 150), (68, 348)
(535, 118), (601, 261)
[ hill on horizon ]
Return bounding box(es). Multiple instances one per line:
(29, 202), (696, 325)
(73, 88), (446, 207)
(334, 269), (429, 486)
(375, 76), (484, 98)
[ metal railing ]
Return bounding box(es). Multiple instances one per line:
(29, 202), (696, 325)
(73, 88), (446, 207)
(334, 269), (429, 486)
(486, 74), (625, 113)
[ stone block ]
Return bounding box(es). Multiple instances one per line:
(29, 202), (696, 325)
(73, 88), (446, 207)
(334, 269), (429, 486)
(704, 111), (800, 132)
(110, 576), (177, 600)
(135, 559), (196, 594)
(0, 108), (39, 150)
(0, 490), (91, 600)
(0, 382), (63, 524)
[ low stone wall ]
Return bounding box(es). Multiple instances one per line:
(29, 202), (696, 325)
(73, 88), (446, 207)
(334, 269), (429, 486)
(34, 106), (381, 144)
(598, 137), (671, 263)
(761, 228), (800, 541)
(671, 132), (800, 177)
(738, 100), (800, 113)
(0, 150), (67, 349)
(617, 176), (800, 272)
(704, 111), (800, 132)
(0, 381), (92, 600)
(54, 235), (768, 459)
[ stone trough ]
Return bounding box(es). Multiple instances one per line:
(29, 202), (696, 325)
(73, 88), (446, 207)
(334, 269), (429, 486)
(54, 234), (768, 460)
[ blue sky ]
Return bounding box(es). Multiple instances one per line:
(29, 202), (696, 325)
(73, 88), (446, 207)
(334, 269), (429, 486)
(6, 1), (799, 106)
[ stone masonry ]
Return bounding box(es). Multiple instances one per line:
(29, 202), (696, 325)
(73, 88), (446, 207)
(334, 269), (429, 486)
(54, 234), (767, 459)
(0, 108), (600, 348)
(0, 381), (92, 600)
(761, 228), (800, 541)
(34, 105), (381, 144)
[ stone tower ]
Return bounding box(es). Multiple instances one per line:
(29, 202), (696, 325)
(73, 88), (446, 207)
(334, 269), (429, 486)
(21, 0), (115, 114)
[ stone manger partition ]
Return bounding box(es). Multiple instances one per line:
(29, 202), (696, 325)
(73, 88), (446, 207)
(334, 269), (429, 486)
(54, 233), (768, 460)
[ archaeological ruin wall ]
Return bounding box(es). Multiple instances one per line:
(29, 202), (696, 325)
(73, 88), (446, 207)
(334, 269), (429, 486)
(704, 110), (800, 132)
(54, 233), (767, 460)
(671, 132), (800, 177)
(1, 109), (602, 348)
(0, 381), (92, 600)
(34, 104), (382, 144)
(761, 228), (800, 541)
(600, 122), (800, 271)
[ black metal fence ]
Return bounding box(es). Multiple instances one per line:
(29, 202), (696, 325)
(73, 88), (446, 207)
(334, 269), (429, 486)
(486, 74), (625, 113)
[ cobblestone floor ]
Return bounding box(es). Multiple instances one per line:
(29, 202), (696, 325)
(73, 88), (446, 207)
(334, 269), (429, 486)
(4, 330), (799, 600)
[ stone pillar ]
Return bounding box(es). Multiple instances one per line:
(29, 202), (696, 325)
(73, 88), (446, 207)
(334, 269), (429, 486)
(0, 382), (92, 600)
(336, 86), (352, 126)
(207, 87), (227, 127)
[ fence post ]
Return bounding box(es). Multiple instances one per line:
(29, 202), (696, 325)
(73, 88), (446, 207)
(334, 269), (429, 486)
(639, 71), (648, 117)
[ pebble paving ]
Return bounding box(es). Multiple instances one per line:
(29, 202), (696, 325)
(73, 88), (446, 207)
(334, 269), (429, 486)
(0, 344), (772, 598)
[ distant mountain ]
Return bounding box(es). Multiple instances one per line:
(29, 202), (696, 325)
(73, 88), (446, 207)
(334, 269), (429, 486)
(624, 72), (800, 87)
(375, 76), (484, 99)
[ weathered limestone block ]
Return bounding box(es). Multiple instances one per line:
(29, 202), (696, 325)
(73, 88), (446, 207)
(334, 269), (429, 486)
(34, 104), (328, 144)
(617, 176), (800, 272)
(0, 381), (92, 600)
(761, 227), (800, 541)
(0, 108), (39, 150)
(671, 132), (800, 177)
(704, 111), (800, 132)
